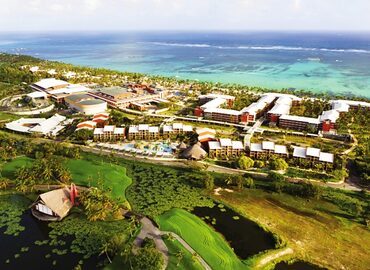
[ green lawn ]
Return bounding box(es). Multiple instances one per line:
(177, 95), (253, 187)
(0, 111), (20, 121)
(156, 208), (247, 270)
(2, 155), (132, 202)
(2, 156), (33, 179)
(66, 157), (132, 202)
(164, 238), (204, 270)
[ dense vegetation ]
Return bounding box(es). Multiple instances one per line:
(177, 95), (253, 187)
(336, 108), (370, 187)
(1, 53), (370, 107)
(289, 98), (330, 118)
(0, 193), (28, 236)
(126, 163), (213, 217)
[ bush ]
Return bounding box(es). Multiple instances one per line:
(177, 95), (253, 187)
(237, 156), (254, 170)
(268, 171), (285, 182)
(254, 160), (265, 168)
(269, 157), (288, 171)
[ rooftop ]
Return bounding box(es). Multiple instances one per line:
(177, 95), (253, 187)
(33, 78), (69, 90)
(279, 114), (321, 125)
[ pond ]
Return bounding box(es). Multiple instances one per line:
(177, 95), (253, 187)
(274, 260), (327, 270)
(192, 204), (276, 259)
(0, 211), (101, 270)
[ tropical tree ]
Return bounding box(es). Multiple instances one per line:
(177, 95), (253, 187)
(204, 173), (214, 191)
(237, 156), (254, 170)
(269, 157), (288, 171)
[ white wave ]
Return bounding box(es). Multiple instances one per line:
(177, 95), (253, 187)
(143, 42), (211, 48)
(141, 42), (370, 54)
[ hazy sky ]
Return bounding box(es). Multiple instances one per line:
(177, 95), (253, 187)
(0, 0), (368, 32)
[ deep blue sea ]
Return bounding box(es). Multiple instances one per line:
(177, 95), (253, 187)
(0, 31), (369, 98)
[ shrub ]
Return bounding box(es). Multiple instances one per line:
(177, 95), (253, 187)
(237, 156), (254, 170)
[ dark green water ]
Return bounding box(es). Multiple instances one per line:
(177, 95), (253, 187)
(0, 211), (101, 270)
(192, 205), (276, 259)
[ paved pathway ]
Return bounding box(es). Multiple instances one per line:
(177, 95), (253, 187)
(133, 217), (211, 270)
(133, 217), (169, 270)
(161, 231), (212, 270)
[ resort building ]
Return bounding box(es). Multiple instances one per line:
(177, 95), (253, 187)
(240, 95), (276, 123)
(292, 146), (334, 165)
(88, 86), (165, 109)
(249, 141), (288, 159)
(194, 94), (237, 121)
(267, 96), (293, 123)
(208, 138), (244, 158)
(319, 110), (340, 133)
(31, 188), (74, 221)
(29, 78), (90, 102)
(5, 114), (67, 136)
(203, 108), (241, 124)
(196, 127), (217, 143)
(92, 113), (110, 124)
(279, 115), (320, 132)
(76, 121), (97, 131)
(127, 124), (160, 141)
(93, 125), (125, 142)
(64, 93), (107, 115)
(162, 123), (193, 138)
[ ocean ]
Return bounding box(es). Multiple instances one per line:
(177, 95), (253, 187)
(0, 31), (369, 98)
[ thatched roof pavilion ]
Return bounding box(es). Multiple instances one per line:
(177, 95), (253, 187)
(180, 142), (207, 160)
(32, 188), (73, 221)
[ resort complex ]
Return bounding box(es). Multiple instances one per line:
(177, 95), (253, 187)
(0, 54), (369, 270)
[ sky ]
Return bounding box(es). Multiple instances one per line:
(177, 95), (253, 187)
(0, 0), (369, 32)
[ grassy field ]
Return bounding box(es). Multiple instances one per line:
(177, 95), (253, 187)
(2, 156), (34, 179)
(0, 112), (20, 121)
(212, 189), (370, 270)
(164, 238), (204, 270)
(156, 208), (247, 270)
(2, 155), (132, 202)
(66, 156), (132, 202)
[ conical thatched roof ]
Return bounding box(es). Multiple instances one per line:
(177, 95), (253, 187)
(39, 188), (72, 219)
(181, 142), (207, 160)
(178, 142), (187, 150)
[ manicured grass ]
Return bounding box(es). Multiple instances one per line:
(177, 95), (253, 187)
(2, 155), (132, 202)
(156, 208), (247, 270)
(212, 189), (370, 270)
(0, 112), (20, 121)
(2, 156), (33, 179)
(66, 157), (132, 202)
(164, 238), (204, 270)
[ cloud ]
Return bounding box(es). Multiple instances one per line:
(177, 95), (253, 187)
(0, 0), (369, 31)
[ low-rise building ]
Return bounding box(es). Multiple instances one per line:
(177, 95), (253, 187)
(64, 94), (107, 115)
(5, 114), (67, 136)
(208, 138), (244, 158)
(196, 127), (217, 143)
(319, 110), (340, 133)
(249, 141), (288, 159)
(93, 125), (125, 141)
(292, 146), (334, 166)
(127, 124), (160, 140)
(279, 115), (320, 132)
(162, 123), (193, 138)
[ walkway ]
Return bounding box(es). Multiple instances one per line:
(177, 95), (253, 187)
(133, 217), (169, 270)
(161, 231), (212, 270)
(133, 217), (211, 270)
(256, 247), (293, 268)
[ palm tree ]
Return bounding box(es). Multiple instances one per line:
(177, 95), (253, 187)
(99, 242), (112, 264)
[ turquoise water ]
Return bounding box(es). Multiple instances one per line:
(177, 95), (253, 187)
(0, 32), (369, 98)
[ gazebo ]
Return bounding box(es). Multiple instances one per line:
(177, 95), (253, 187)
(180, 142), (207, 160)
